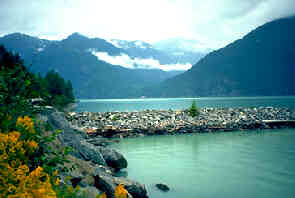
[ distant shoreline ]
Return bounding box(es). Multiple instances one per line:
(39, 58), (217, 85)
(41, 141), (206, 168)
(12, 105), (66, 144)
(67, 107), (295, 138)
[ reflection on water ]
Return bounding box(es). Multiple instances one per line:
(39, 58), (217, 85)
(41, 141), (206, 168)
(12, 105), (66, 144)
(111, 129), (295, 198)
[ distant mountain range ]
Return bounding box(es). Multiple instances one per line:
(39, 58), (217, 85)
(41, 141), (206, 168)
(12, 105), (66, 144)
(1, 16), (294, 99)
(153, 38), (211, 64)
(143, 16), (295, 97)
(0, 32), (205, 98)
(109, 38), (207, 65)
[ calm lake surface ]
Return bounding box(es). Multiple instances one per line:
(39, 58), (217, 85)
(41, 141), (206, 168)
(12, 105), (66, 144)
(111, 129), (295, 198)
(76, 96), (295, 112)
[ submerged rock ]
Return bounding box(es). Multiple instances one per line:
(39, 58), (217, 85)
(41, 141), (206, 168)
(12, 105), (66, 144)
(155, 183), (170, 192)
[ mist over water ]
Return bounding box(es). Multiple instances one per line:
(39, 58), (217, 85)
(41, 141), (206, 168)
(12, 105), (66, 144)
(111, 129), (295, 198)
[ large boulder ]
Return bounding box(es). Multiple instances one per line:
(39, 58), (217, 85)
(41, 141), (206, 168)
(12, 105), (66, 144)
(38, 111), (107, 166)
(38, 110), (128, 170)
(75, 141), (107, 166)
(95, 174), (117, 198)
(97, 146), (128, 171)
(62, 155), (112, 187)
(48, 111), (71, 130)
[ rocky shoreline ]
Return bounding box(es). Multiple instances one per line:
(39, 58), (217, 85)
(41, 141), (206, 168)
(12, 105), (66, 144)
(67, 107), (295, 138)
(37, 109), (148, 198)
(45, 106), (294, 197)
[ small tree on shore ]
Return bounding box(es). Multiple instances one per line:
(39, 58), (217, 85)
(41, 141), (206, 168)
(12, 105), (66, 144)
(188, 100), (199, 117)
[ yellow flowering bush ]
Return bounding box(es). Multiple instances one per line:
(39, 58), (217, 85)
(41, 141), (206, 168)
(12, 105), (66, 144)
(114, 184), (128, 198)
(0, 114), (129, 198)
(1, 165), (56, 198)
(97, 184), (128, 198)
(0, 116), (59, 198)
(16, 116), (35, 134)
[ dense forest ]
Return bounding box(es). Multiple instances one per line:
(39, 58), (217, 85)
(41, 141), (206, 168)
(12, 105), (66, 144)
(0, 44), (75, 115)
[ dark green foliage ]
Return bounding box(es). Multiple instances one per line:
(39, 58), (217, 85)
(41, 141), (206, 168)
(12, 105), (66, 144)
(43, 70), (75, 108)
(0, 45), (36, 130)
(187, 100), (199, 117)
(0, 45), (80, 197)
(0, 45), (75, 124)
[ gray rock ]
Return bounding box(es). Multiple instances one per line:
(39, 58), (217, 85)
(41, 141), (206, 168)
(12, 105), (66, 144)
(79, 186), (103, 198)
(75, 141), (107, 166)
(87, 137), (111, 146)
(97, 147), (128, 171)
(96, 175), (148, 198)
(48, 111), (71, 129)
(95, 175), (116, 198)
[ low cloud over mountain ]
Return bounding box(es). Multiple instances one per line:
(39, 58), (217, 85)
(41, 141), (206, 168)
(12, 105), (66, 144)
(91, 51), (192, 71)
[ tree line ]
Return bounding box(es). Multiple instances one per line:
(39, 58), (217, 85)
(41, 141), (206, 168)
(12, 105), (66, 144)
(0, 44), (75, 117)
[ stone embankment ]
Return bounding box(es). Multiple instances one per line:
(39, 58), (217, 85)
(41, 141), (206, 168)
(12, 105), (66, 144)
(67, 107), (295, 138)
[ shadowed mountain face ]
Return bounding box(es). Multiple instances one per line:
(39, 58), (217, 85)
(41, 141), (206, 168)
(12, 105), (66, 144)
(143, 16), (295, 97)
(0, 33), (186, 98)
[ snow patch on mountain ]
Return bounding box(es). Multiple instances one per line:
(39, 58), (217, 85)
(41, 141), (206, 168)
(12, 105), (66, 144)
(134, 41), (147, 49)
(107, 39), (123, 49)
(107, 39), (153, 50)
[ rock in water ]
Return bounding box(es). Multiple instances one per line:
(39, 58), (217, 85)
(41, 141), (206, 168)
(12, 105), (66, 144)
(155, 183), (170, 192)
(97, 147), (128, 171)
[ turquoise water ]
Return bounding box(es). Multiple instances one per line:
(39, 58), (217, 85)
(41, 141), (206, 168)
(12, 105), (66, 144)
(76, 96), (295, 112)
(111, 129), (295, 198)
(76, 96), (295, 197)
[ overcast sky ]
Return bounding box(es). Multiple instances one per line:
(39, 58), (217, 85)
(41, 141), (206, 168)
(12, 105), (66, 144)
(0, 0), (294, 49)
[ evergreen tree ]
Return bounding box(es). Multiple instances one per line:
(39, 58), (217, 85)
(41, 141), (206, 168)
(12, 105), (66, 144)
(187, 100), (200, 117)
(0, 45), (75, 114)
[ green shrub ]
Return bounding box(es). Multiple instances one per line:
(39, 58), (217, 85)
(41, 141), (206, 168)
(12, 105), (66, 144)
(187, 100), (200, 117)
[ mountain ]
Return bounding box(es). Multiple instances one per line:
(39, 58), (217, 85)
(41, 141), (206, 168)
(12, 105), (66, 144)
(153, 38), (212, 64)
(110, 38), (207, 66)
(0, 33), (186, 98)
(0, 33), (52, 63)
(109, 39), (174, 65)
(144, 16), (295, 97)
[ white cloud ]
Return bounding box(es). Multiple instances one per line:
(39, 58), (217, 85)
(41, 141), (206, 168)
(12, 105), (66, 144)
(91, 51), (192, 71)
(0, 0), (294, 49)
